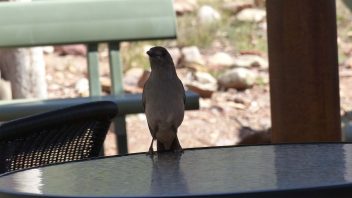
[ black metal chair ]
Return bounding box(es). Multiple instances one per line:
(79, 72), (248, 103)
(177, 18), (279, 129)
(0, 101), (118, 174)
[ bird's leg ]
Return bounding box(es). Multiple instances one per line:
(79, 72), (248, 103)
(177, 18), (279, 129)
(173, 137), (184, 154)
(171, 134), (183, 154)
(174, 147), (184, 154)
(171, 127), (183, 154)
(147, 125), (157, 156)
(147, 138), (155, 156)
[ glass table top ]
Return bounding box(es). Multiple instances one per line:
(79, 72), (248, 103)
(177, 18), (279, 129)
(1, 143), (352, 197)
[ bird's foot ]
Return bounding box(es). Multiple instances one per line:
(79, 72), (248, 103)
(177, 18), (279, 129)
(146, 147), (156, 156)
(147, 138), (156, 157)
(173, 148), (184, 155)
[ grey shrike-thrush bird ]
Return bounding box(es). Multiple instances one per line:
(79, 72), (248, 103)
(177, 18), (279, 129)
(143, 46), (185, 154)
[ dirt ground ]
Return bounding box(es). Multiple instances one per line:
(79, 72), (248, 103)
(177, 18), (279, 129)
(44, 52), (352, 155)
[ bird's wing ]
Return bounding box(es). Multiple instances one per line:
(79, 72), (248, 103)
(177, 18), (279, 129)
(177, 78), (186, 105)
(142, 80), (149, 111)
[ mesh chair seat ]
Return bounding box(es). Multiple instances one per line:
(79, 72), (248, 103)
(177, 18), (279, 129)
(0, 101), (118, 174)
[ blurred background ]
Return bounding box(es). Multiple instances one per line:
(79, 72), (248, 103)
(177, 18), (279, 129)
(1, 0), (352, 155)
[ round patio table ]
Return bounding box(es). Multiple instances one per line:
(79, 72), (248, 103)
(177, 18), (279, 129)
(1, 143), (352, 198)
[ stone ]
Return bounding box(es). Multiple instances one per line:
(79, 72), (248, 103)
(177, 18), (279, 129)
(181, 46), (205, 65)
(100, 77), (111, 93)
(0, 78), (12, 100)
(254, 0), (266, 8)
(173, 0), (198, 15)
(197, 5), (221, 24)
(344, 56), (352, 68)
(101, 68), (147, 94)
(236, 8), (266, 23)
(239, 50), (265, 57)
(167, 47), (182, 67)
(137, 70), (151, 88)
(208, 52), (234, 67)
(218, 68), (256, 90)
(54, 44), (87, 56)
(101, 76), (142, 94)
(233, 55), (268, 69)
(222, 2), (253, 14)
(42, 46), (54, 54)
(123, 68), (145, 87)
(237, 129), (271, 145)
(185, 71), (217, 98)
(75, 78), (89, 97)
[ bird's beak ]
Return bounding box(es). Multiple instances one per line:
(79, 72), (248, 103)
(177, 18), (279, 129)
(146, 50), (153, 57)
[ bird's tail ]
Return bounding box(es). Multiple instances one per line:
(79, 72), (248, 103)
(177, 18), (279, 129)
(157, 136), (182, 152)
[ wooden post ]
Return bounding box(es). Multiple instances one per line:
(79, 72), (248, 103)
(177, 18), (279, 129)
(266, 0), (341, 142)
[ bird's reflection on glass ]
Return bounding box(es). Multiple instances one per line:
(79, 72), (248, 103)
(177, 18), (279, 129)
(149, 152), (189, 196)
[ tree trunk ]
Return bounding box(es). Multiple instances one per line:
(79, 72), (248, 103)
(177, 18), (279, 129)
(0, 0), (47, 100)
(0, 47), (47, 99)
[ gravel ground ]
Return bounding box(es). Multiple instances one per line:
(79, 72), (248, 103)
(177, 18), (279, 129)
(45, 51), (352, 155)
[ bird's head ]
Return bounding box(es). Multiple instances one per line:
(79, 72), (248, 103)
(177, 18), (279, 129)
(146, 46), (174, 70)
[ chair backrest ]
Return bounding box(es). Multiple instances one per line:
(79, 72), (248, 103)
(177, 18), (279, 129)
(0, 101), (118, 174)
(0, 0), (176, 47)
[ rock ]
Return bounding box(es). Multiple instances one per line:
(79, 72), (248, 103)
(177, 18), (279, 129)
(101, 76), (143, 94)
(100, 68), (147, 94)
(124, 84), (143, 94)
(208, 52), (234, 67)
(218, 68), (256, 90)
(54, 44), (87, 56)
(101, 77), (111, 93)
(167, 47), (182, 67)
(237, 128), (271, 145)
(193, 71), (217, 84)
(222, 2), (253, 14)
(123, 68), (145, 87)
(173, 0), (198, 15)
(254, 0), (266, 8)
(258, 21), (267, 31)
(137, 70), (151, 88)
(75, 78), (89, 97)
(239, 50), (265, 57)
(143, 45), (154, 56)
(344, 57), (352, 68)
(197, 5), (221, 24)
(186, 71), (217, 98)
(233, 55), (268, 69)
(187, 84), (214, 98)
(236, 8), (266, 23)
(0, 78), (12, 100)
(181, 46), (205, 65)
(42, 46), (54, 54)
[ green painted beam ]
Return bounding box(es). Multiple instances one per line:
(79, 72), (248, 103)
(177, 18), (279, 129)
(0, 0), (176, 47)
(113, 116), (128, 154)
(87, 43), (101, 96)
(108, 42), (124, 95)
(0, 91), (200, 121)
